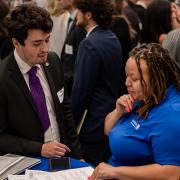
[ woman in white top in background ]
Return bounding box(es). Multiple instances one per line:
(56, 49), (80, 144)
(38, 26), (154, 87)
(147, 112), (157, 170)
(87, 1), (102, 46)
(46, 0), (69, 57)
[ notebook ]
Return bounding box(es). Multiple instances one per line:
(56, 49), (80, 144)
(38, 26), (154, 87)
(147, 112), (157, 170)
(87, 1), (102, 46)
(0, 154), (41, 180)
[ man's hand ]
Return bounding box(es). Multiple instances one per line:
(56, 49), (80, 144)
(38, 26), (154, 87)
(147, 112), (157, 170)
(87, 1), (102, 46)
(41, 141), (71, 158)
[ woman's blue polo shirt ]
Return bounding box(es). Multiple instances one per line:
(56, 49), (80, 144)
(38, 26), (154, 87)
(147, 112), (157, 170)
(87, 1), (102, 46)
(109, 85), (180, 166)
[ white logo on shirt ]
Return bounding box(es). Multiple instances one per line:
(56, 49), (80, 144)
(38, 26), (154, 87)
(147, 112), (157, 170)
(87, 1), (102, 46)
(131, 119), (140, 130)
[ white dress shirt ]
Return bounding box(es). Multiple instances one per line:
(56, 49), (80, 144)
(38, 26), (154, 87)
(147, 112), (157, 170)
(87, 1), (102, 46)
(14, 49), (60, 143)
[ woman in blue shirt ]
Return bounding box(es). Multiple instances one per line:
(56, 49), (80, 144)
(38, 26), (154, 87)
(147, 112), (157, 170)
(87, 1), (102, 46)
(90, 43), (180, 179)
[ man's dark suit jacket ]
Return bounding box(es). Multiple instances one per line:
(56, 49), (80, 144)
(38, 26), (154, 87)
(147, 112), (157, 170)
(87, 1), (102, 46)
(110, 17), (132, 94)
(0, 52), (82, 159)
(71, 27), (123, 163)
(61, 19), (86, 96)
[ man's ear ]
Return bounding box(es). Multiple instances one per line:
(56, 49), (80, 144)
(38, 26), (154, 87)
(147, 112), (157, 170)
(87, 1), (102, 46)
(12, 38), (21, 49)
(86, 11), (92, 20)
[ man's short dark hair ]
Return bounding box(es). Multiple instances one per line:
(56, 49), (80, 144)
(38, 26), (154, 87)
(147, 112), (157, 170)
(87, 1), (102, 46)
(74, 0), (113, 27)
(7, 4), (53, 45)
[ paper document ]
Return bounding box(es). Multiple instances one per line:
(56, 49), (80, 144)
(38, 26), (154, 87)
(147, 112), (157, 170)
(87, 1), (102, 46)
(6, 166), (94, 180)
(0, 155), (24, 175)
(77, 109), (88, 134)
(8, 175), (26, 180)
(7, 170), (47, 180)
(36, 167), (94, 180)
(25, 169), (49, 180)
(0, 154), (41, 180)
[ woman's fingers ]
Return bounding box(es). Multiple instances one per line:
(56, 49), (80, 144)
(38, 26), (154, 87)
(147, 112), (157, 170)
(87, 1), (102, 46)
(116, 94), (135, 113)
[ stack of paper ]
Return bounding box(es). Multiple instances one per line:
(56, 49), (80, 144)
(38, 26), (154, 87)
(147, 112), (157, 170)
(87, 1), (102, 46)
(0, 155), (24, 175)
(8, 167), (94, 180)
(0, 154), (41, 180)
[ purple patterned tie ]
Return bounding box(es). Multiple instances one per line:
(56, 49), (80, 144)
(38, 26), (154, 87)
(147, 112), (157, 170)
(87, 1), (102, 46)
(28, 66), (50, 131)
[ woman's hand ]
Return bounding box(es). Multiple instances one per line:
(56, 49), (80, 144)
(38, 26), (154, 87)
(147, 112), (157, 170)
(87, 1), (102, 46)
(116, 94), (135, 115)
(104, 94), (135, 135)
(89, 164), (180, 180)
(89, 162), (116, 180)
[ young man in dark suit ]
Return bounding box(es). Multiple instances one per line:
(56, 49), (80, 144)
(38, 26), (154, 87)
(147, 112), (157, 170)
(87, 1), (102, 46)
(71, 0), (124, 166)
(0, 4), (82, 159)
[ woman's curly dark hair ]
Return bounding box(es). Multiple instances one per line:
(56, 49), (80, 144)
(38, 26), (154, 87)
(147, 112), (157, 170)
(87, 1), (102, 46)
(74, 0), (113, 27)
(129, 43), (180, 118)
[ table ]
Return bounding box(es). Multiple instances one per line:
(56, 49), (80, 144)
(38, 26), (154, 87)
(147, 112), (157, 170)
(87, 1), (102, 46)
(31, 157), (91, 171)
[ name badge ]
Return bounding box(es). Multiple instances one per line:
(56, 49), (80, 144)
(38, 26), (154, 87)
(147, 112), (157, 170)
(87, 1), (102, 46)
(57, 88), (64, 103)
(65, 44), (73, 55)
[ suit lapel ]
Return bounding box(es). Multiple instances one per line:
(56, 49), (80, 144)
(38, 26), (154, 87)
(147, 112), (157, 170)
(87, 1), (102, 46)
(8, 53), (63, 127)
(42, 60), (65, 133)
(8, 53), (38, 114)
(42, 61), (61, 115)
(67, 18), (76, 36)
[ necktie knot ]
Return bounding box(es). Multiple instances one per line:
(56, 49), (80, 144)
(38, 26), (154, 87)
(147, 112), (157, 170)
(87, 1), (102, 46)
(67, 17), (73, 34)
(28, 66), (38, 76)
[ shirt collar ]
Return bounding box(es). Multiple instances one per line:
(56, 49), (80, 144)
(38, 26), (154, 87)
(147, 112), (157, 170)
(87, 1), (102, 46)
(136, 1), (147, 9)
(86, 25), (98, 37)
(69, 9), (77, 21)
(14, 49), (41, 74)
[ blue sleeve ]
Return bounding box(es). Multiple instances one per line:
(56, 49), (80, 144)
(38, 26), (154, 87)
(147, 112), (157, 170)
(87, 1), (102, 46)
(149, 104), (180, 166)
(71, 39), (101, 124)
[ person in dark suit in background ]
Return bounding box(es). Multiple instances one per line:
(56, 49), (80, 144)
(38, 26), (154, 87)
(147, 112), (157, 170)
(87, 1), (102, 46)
(71, 0), (124, 166)
(0, 4), (83, 159)
(122, 0), (142, 47)
(110, 0), (132, 94)
(142, 0), (172, 43)
(59, 0), (86, 96)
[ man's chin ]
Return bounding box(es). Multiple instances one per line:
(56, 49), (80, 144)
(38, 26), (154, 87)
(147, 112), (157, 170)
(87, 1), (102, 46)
(76, 22), (85, 29)
(38, 57), (48, 64)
